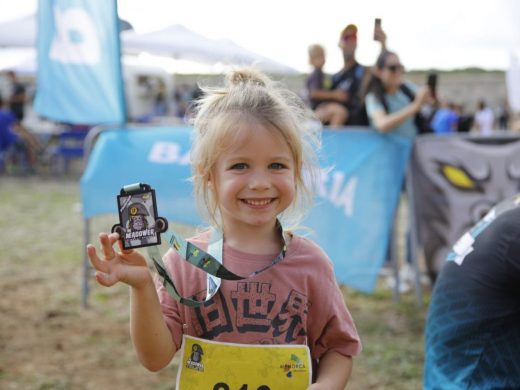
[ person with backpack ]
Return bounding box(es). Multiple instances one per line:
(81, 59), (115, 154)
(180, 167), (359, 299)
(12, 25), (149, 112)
(364, 50), (432, 139)
(364, 50), (434, 291)
(316, 23), (387, 127)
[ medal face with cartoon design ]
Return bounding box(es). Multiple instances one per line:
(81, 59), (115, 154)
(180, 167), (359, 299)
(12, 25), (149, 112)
(112, 184), (168, 250)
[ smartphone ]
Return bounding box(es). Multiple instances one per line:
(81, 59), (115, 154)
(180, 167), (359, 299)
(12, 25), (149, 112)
(373, 18), (382, 40)
(427, 73), (438, 99)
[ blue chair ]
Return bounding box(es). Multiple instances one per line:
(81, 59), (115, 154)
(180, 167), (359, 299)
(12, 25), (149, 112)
(49, 130), (88, 175)
(0, 150), (5, 174)
(0, 141), (31, 175)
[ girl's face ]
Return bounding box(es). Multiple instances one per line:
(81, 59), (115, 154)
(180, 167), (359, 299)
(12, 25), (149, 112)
(379, 53), (404, 91)
(210, 120), (296, 235)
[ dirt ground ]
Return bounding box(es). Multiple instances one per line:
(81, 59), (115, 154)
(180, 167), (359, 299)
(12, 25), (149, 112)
(0, 177), (427, 389)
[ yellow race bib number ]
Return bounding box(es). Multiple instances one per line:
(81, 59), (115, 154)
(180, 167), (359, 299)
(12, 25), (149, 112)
(176, 335), (312, 389)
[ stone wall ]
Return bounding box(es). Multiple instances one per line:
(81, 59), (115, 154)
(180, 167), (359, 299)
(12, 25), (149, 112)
(406, 71), (507, 113)
(175, 70), (509, 115)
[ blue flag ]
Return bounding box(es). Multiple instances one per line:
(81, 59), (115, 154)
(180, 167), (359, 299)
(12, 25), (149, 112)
(34, 0), (126, 124)
(81, 126), (411, 293)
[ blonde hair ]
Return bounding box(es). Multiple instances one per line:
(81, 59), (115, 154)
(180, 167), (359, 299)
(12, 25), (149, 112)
(190, 67), (321, 230)
(308, 44), (325, 60)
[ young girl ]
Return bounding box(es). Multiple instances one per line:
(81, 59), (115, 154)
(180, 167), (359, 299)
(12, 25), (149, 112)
(364, 50), (432, 139)
(87, 68), (361, 389)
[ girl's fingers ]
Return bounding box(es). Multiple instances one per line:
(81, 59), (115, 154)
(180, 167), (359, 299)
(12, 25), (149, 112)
(108, 232), (120, 245)
(99, 232), (117, 260)
(94, 271), (119, 287)
(86, 244), (110, 273)
(117, 238), (134, 256)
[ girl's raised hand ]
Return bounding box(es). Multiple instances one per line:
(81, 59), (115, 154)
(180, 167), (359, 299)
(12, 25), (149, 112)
(86, 232), (152, 290)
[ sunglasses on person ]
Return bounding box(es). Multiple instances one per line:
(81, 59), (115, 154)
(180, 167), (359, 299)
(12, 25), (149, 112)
(385, 64), (405, 72)
(342, 33), (357, 42)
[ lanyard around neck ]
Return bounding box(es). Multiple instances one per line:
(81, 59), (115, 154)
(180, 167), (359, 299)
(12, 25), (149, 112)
(148, 221), (287, 307)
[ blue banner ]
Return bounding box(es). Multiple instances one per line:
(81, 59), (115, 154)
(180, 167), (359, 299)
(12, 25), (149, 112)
(81, 127), (411, 293)
(34, 0), (126, 124)
(81, 127), (195, 224)
(307, 130), (411, 292)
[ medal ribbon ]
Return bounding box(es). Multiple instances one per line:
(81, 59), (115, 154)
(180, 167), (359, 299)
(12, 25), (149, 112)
(147, 221), (287, 307)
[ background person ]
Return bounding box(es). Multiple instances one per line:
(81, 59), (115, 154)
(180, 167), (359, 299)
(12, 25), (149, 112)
(316, 23), (387, 127)
(6, 70), (27, 123)
(473, 99), (495, 136)
(497, 99), (510, 130)
(87, 67), (361, 388)
(364, 50), (432, 140)
(364, 50), (432, 291)
(456, 103), (474, 133)
(430, 101), (459, 135)
(306, 43), (348, 127)
(424, 194), (520, 389)
(0, 95), (40, 172)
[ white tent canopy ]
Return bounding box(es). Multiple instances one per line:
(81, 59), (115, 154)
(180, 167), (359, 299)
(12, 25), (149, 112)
(122, 25), (297, 74)
(0, 15), (36, 48)
(122, 24), (224, 63)
(0, 14), (298, 74)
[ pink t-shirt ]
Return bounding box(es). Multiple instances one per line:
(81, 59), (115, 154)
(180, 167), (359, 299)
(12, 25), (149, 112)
(155, 231), (362, 362)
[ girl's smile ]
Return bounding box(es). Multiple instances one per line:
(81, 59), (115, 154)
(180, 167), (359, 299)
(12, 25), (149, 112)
(210, 119), (296, 246)
(241, 197), (275, 207)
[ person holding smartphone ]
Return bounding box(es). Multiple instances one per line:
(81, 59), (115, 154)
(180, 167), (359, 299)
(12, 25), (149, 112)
(316, 22), (387, 127)
(364, 50), (432, 139)
(363, 50), (434, 291)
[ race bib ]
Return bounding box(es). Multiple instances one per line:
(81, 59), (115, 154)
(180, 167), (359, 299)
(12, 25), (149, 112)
(176, 335), (312, 390)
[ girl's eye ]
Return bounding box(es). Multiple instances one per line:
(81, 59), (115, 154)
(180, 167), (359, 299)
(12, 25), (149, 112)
(270, 162), (286, 170)
(230, 163), (248, 170)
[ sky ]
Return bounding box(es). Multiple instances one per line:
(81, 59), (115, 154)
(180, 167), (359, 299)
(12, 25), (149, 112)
(1, 0), (520, 73)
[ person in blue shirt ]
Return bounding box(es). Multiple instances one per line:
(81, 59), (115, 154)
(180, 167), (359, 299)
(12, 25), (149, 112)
(364, 50), (434, 291)
(431, 101), (459, 135)
(0, 95), (19, 153)
(424, 194), (520, 389)
(0, 95), (40, 171)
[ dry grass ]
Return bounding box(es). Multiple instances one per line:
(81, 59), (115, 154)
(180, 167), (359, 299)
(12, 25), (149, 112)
(0, 176), (429, 389)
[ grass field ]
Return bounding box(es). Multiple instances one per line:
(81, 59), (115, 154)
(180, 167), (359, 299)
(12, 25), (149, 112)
(0, 176), (430, 389)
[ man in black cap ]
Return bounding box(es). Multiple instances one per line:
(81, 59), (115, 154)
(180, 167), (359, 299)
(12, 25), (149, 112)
(316, 23), (386, 127)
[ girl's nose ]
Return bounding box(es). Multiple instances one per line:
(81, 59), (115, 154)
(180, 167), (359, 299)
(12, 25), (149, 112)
(248, 170), (270, 190)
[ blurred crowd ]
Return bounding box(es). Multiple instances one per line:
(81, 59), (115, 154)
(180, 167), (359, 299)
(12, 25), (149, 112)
(303, 23), (519, 136)
(301, 21), (520, 294)
(304, 25), (520, 388)
(2, 22), (519, 177)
